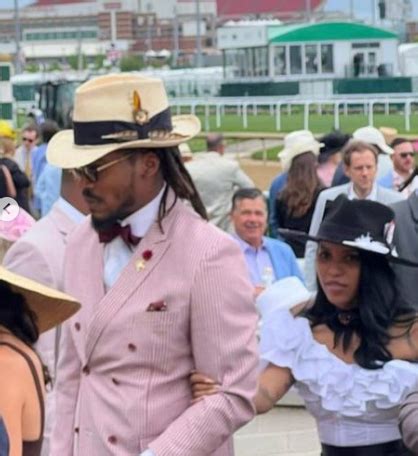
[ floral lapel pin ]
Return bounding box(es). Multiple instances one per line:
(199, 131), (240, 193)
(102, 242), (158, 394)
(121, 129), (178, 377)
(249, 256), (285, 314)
(135, 249), (153, 272)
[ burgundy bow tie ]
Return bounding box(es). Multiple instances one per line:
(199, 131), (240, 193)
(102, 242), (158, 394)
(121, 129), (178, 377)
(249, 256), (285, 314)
(98, 223), (141, 247)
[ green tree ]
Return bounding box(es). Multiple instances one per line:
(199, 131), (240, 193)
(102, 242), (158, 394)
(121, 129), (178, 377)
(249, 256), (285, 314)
(47, 61), (62, 71)
(119, 55), (144, 71)
(25, 62), (40, 73)
(94, 54), (106, 70)
(67, 54), (87, 70)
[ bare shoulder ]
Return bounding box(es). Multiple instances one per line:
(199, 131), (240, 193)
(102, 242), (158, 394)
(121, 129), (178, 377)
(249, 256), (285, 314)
(0, 344), (42, 383)
(0, 347), (29, 399)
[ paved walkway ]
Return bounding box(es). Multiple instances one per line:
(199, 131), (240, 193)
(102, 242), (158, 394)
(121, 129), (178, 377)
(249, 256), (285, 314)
(234, 405), (320, 456)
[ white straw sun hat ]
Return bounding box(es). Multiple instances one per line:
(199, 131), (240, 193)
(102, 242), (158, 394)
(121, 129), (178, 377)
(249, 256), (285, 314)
(279, 130), (323, 172)
(47, 73), (201, 169)
(353, 126), (393, 155)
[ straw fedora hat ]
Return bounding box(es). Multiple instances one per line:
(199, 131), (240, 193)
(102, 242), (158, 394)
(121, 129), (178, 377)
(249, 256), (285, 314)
(47, 73), (201, 169)
(0, 266), (80, 333)
(279, 130), (323, 172)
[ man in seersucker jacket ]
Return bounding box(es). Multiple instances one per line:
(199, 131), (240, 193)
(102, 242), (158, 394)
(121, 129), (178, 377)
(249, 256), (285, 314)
(47, 73), (259, 456)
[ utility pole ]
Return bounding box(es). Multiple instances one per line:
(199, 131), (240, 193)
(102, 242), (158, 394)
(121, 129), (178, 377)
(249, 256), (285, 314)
(305, 0), (311, 22)
(349, 0), (354, 20)
(14, 0), (22, 74)
(372, 0), (377, 24)
(195, 0), (202, 67)
(172, 5), (179, 68)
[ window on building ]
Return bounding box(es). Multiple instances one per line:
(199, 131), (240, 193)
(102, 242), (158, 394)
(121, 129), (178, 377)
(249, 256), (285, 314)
(321, 44), (334, 73)
(254, 47), (268, 77)
(290, 45), (302, 74)
(273, 46), (286, 76)
(246, 48), (254, 77)
(305, 44), (318, 74)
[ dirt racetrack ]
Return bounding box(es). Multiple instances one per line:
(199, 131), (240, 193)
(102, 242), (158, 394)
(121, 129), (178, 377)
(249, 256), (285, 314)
(239, 158), (282, 191)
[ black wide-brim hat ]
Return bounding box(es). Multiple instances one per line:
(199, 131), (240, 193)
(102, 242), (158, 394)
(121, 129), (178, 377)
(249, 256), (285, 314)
(319, 130), (351, 164)
(279, 195), (418, 267)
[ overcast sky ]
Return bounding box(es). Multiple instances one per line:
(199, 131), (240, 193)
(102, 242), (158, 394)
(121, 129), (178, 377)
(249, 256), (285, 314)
(1, 0), (418, 18)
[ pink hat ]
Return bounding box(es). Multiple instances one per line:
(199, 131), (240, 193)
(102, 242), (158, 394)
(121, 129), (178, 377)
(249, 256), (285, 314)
(0, 208), (35, 242)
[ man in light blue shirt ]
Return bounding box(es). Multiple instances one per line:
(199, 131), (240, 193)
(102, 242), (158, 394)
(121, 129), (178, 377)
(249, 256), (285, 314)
(230, 188), (303, 295)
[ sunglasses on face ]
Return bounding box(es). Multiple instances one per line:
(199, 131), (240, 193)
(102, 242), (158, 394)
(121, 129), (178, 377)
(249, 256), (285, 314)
(22, 137), (34, 143)
(399, 152), (415, 159)
(72, 153), (134, 183)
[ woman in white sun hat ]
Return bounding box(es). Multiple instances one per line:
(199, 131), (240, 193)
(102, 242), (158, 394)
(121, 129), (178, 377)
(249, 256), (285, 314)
(275, 130), (324, 257)
(191, 195), (418, 455)
(0, 267), (80, 456)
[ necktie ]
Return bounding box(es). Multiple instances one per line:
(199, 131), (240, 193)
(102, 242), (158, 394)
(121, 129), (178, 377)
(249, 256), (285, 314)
(98, 223), (141, 247)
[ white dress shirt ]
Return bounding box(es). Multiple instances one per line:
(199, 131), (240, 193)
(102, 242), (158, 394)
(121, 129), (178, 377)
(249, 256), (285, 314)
(103, 186), (165, 291)
(347, 182), (378, 201)
(55, 197), (85, 224)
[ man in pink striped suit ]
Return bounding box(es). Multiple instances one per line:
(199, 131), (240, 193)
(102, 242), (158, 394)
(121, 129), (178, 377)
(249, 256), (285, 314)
(47, 73), (259, 456)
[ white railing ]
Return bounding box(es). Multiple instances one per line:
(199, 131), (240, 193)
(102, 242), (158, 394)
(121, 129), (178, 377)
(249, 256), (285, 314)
(169, 95), (418, 132)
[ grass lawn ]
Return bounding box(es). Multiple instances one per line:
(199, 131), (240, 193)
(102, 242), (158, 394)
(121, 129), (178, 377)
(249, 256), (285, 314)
(192, 112), (418, 135)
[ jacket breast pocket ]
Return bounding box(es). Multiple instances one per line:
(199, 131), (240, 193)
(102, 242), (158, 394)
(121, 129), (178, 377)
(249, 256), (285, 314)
(128, 306), (189, 367)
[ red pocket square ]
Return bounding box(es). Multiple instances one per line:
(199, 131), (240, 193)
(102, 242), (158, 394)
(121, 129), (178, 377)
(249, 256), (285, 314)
(146, 301), (167, 312)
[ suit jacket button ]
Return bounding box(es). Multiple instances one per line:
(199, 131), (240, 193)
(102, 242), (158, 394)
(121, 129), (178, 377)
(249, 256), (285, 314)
(111, 378), (120, 385)
(82, 365), (90, 375)
(128, 343), (137, 352)
(74, 322), (81, 331)
(108, 435), (117, 444)
(74, 427), (79, 434)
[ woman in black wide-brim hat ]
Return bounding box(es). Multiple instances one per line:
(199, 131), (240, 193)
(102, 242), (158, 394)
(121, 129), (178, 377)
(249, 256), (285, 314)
(191, 195), (418, 455)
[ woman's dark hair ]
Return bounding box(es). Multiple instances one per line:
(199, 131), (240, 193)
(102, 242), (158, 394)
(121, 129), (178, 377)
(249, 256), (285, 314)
(0, 280), (39, 346)
(305, 249), (417, 369)
(278, 152), (323, 218)
(0, 280), (51, 385)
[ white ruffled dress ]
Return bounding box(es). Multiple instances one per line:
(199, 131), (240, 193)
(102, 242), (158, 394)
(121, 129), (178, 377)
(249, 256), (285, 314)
(260, 309), (418, 447)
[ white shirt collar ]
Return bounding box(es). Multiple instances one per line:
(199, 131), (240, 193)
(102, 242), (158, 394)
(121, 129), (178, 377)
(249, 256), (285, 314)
(55, 197), (85, 224)
(119, 185), (166, 237)
(347, 182), (377, 201)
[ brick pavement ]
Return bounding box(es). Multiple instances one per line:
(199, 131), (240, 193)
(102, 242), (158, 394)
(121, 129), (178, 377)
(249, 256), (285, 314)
(234, 406), (320, 456)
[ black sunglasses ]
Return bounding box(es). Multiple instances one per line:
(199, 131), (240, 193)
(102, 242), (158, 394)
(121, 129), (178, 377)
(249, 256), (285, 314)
(22, 137), (34, 143)
(400, 152), (415, 159)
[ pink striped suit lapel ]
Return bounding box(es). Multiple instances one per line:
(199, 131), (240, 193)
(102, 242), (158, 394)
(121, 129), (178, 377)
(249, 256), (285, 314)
(84, 197), (178, 361)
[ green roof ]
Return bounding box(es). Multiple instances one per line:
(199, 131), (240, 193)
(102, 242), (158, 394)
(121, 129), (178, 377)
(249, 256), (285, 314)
(268, 22), (397, 43)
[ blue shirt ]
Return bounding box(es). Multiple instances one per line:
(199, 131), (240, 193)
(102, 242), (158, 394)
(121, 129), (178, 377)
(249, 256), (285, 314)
(0, 417), (8, 456)
(35, 163), (62, 217)
(231, 234), (303, 285)
(232, 234), (276, 286)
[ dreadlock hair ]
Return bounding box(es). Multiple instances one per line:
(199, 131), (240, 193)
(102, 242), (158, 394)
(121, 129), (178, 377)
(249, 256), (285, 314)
(124, 146), (207, 228)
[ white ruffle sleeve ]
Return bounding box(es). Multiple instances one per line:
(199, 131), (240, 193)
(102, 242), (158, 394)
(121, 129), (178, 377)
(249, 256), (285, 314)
(260, 309), (418, 417)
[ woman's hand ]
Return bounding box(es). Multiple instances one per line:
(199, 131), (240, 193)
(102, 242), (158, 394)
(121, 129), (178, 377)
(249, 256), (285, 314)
(190, 372), (220, 404)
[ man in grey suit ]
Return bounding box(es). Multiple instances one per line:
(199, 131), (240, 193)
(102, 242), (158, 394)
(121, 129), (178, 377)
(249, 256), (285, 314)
(390, 191), (418, 309)
(304, 140), (405, 290)
(186, 133), (254, 232)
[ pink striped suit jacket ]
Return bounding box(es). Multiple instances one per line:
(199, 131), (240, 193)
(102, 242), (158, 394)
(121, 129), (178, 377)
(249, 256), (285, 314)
(51, 190), (259, 456)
